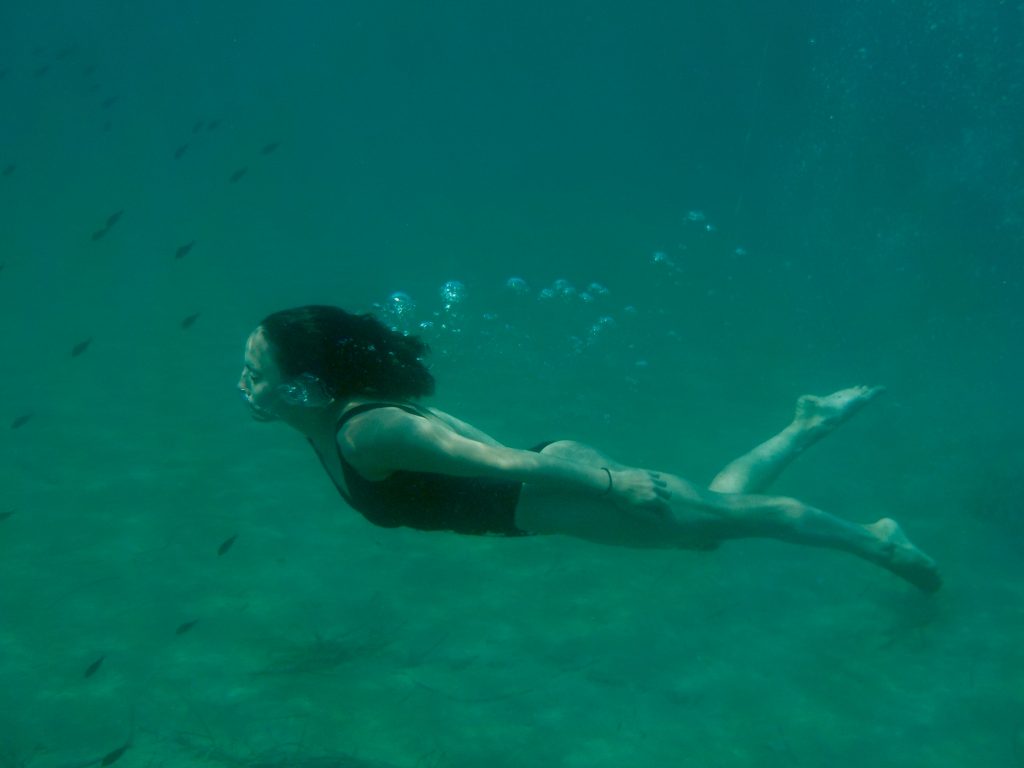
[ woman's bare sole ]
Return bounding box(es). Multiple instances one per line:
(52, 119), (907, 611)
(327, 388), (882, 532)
(866, 518), (942, 592)
(794, 385), (887, 436)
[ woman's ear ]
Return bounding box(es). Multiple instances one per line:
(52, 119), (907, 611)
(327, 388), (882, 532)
(277, 373), (333, 408)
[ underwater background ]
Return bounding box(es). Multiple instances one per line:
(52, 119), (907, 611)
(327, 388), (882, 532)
(1, 1), (1021, 766)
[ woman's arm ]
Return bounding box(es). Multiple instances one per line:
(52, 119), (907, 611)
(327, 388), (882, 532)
(339, 407), (610, 494)
(424, 406), (506, 448)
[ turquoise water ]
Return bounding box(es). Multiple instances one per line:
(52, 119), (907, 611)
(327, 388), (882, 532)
(1, 1), (1021, 766)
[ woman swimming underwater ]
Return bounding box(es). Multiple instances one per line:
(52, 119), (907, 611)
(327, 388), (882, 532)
(238, 305), (941, 592)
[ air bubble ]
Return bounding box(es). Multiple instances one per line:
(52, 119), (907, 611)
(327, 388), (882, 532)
(552, 279), (576, 300)
(587, 315), (617, 345)
(440, 280), (466, 311)
(504, 277), (530, 295)
(387, 291), (416, 317)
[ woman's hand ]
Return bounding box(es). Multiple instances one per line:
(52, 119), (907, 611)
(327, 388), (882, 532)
(607, 468), (673, 522)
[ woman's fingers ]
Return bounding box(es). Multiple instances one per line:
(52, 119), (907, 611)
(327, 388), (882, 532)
(614, 469), (672, 509)
(645, 471), (670, 499)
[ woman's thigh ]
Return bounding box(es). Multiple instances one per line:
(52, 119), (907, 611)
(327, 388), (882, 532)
(514, 440), (718, 549)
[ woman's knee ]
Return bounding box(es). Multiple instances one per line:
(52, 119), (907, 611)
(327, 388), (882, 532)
(702, 495), (804, 538)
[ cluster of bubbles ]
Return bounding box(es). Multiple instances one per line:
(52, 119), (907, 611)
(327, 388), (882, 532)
(373, 275), (629, 360)
(368, 208), (749, 383)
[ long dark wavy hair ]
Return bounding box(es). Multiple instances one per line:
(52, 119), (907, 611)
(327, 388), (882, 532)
(259, 305), (435, 401)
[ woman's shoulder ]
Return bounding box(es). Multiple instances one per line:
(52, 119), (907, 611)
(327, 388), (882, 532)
(334, 400), (434, 475)
(419, 406), (505, 448)
(337, 400), (503, 448)
(335, 399), (429, 435)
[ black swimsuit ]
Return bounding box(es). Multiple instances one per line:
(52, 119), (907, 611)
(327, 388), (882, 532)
(309, 402), (544, 536)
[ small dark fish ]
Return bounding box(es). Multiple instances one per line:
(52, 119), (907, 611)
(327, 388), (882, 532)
(173, 143), (188, 159)
(91, 227), (108, 241)
(217, 534), (238, 555)
(229, 167), (248, 183)
(206, 119), (220, 131)
(180, 312), (200, 329)
(105, 210), (123, 228)
(175, 619), (199, 635)
(11, 414), (32, 429)
(192, 120), (205, 133)
(0, 510), (15, 521)
(260, 141), (280, 155)
(84, 654), (105, 678)
(71, 338), (92, 357)
(100, 95), (119, 109)
(2, 164), (14, 177)
(100, 741), (130, 766)
(32, 64), (50, 77)
(174, 241), (195, 259)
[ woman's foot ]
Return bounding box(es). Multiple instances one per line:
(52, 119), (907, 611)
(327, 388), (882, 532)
(793, 385), (886, 436)
(866, 518), (942, 593)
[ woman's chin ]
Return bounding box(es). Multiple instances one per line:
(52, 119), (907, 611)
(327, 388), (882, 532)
(241, 390), (279, 422)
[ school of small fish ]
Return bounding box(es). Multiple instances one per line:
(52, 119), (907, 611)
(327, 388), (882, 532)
(0, 44), (283, 763)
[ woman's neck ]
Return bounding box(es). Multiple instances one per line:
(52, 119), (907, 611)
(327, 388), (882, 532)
(288, 395), (412, 441)
(285, 398), (350, 441)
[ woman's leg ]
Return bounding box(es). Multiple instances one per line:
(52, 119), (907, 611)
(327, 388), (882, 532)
(515, 439), (941, 592)
(709, 385), (885, 494)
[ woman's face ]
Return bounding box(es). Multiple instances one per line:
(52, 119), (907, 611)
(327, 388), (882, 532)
(238, 327), (284, 421)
